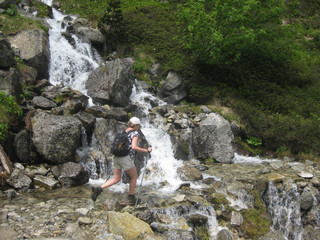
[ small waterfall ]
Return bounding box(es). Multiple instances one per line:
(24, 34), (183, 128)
(266, 181), (304, 240)
(42, 1), (102, 97)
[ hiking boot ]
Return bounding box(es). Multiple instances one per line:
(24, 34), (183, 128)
(91, 186), (102, 201)
(128, 194), (138, 206)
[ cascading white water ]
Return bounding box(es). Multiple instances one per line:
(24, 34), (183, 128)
(266, 181), (304, 240)
(43, 1), (102, 98)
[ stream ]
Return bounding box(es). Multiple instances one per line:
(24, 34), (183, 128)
(1, 1), (319, 239)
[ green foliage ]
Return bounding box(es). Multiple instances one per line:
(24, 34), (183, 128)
(5, 4), (18, 17)
(247, 136), (262, 147)
(98, 0), (126, 40)
(0, 123), (9, 142)
(0, 92), (22, 142)
(178, 0), (285, 65)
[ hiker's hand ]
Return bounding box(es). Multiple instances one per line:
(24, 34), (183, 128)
(147, 147), (152, 153)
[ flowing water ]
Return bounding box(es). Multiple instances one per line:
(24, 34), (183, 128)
(34, 1), (313, 239)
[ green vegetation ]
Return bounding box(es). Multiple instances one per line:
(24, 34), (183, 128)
(2, 0), (320, 159)
(239, 190), (271, 239)
(0, 92), (22, 142)
(0, 10), (48, 35)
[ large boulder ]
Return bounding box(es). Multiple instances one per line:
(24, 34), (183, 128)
(0, 68), (21, 100)
(107, 211), (154, 240)
(0, 31), (15, 69)
(158, 72), (187, 104)
(192, 112), (234, 163)
(31, 111), (83, 164)
(86, 58), (134, 106)
(8, 29), (49, 79)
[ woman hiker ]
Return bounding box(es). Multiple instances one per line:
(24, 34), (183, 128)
(91, 117), (152, 205)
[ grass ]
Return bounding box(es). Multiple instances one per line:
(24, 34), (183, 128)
(0, 14), (48, 36)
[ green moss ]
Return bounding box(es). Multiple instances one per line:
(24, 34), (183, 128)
(194, 226), (210, 240)
(210, 193), (230, 206)
(239, 190), (271, 239)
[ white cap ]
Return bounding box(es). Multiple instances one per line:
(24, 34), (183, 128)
(130, 117), (141, 125)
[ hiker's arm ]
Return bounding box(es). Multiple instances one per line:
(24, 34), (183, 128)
(131, 137), (152, 153)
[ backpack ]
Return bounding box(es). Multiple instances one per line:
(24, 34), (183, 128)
(110, 130), (134, 157)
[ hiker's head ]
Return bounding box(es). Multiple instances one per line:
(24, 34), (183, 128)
(129, 117), (141, 128)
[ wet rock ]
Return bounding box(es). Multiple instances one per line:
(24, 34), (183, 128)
(85, 105), (128, 122)
(164, 229), (195, 240)
(59, 162), (89, 187)
(135, 211), (155, 224)
(33, 175), (58, 189)
(300, 187), (314, 210)
(150, 222), (169, 233)
(75, 111), (96, 138)
(31, 111), (82, 164)
(186, 213), (208, 226)
(177, 165), (203, 181)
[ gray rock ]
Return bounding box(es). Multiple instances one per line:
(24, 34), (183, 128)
(86, 58), (134, 106)
(164, 229), (194, 240)
(14, 129), (38, 164)
(8, 29), (49, 79)
(158, 71), (187, 104)
(6, 168), (32, 189)
(0, 31), (15, 69)
(177, 165), (203, 181)
(33, 175), (58, 189)
(59, 162), (89, 187)
(0, 68), (22, 100)
(192, 112), (234, 163)
(300, 187), (314, 210)
(231, 211), (243, 226)
(31, 111), (83, 164)
(216, 229), (234, 240)
(32, 96), (57, 110)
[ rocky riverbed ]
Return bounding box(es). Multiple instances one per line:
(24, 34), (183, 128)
(1, 158), (320, 240)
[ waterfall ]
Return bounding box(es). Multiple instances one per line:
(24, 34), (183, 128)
(266, 182), (304, 240)
(43, 1), (102, 98)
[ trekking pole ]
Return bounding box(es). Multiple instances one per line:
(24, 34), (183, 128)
(135, 145), (151, 207)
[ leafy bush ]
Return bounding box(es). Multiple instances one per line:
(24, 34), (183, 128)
(5, 4), (18, 17)
(0, 92), (22, 142)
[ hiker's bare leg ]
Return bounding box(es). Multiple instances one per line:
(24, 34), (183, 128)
(125, 166), (138, 195)
(101, 168), (122, 189)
